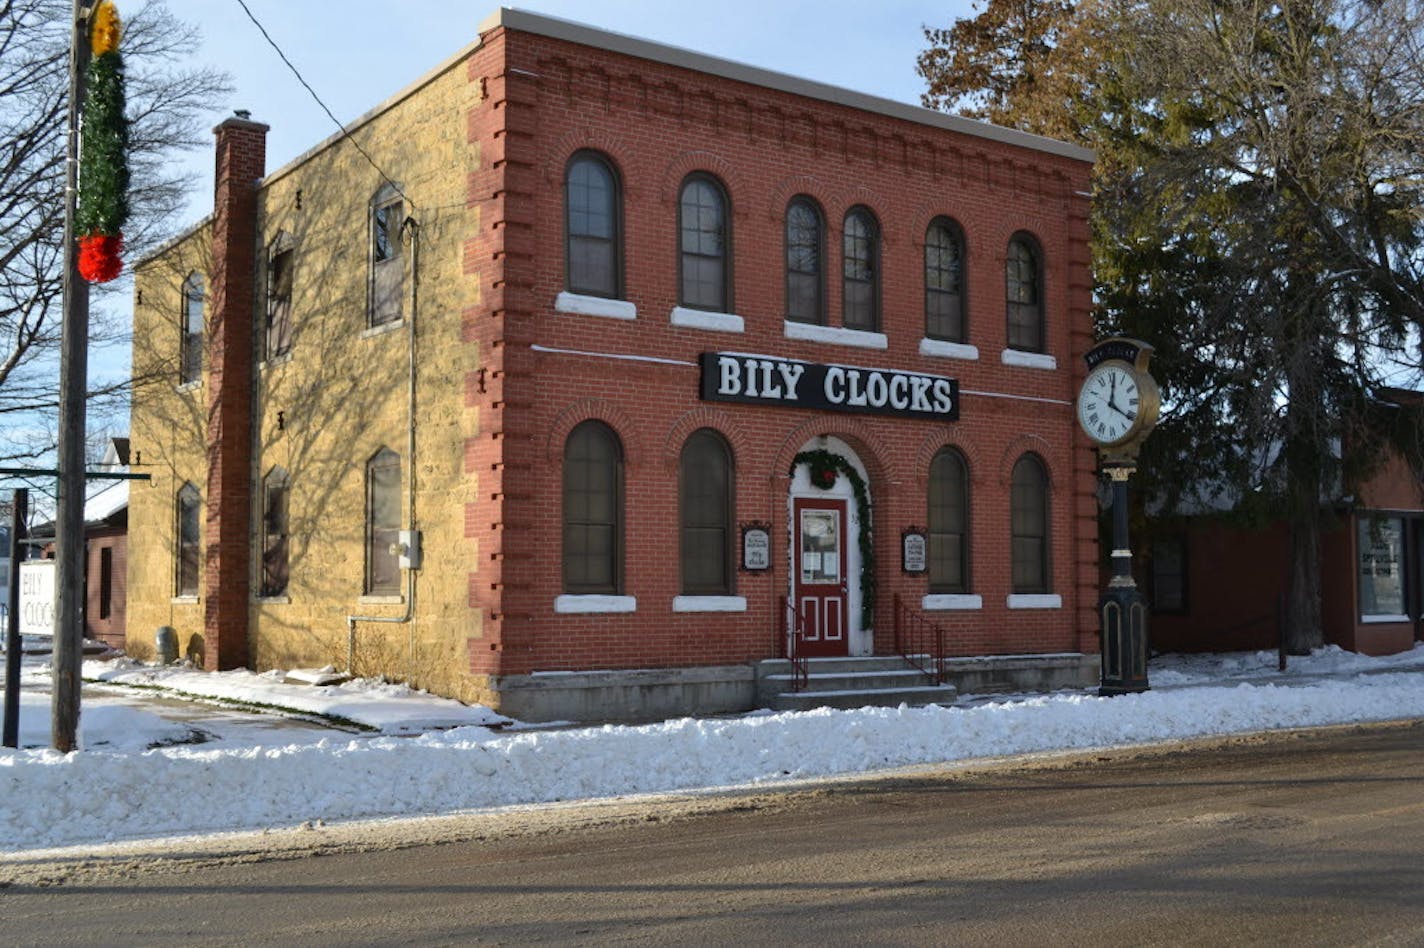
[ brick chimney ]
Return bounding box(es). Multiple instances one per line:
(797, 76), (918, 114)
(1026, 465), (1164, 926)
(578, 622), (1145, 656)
(204, 112), (267, 670)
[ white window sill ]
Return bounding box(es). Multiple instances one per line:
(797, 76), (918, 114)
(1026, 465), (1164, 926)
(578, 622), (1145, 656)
(1001, 349), (1057, 371)
(358, 595), (404, 605)
(261, 352), (293, 370)
(1361, 614), (1410, 624)
(555, 292), (637, 320)
(920, 338), (979, 361)
(922, 594), (982, 611)
(361, 319), (405, 339)
(1007, 594), (1062, 609)
(170, 595), (199, 604)
(670, 306), (744, 333)
(175, 380), (201, 393)
(783, 321), (888, 350)
(672, 595), (747, 612)
(255, 595), (291, 605)
(556, 594), (636, 614)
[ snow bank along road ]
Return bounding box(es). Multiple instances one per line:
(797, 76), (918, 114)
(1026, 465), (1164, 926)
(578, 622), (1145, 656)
(4, 651), (1424, 854)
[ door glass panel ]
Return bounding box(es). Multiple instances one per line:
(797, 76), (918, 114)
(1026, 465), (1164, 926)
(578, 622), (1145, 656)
(800, 509), (840, 584)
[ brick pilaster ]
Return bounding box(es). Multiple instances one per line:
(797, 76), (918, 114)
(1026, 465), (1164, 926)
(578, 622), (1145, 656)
(204, 113), (267, 670)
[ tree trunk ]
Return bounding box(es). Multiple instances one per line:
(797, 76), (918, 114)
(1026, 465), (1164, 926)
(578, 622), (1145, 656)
(1285, 511), (1324, 654)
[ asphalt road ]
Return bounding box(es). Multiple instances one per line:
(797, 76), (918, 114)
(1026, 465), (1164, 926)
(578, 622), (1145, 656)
(4, 720), (1424, 946)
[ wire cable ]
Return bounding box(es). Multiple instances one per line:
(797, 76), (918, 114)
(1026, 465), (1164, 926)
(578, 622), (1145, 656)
(230, 0), (414, 211)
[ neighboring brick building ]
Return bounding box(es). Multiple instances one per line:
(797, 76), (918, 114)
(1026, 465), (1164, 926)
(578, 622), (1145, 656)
(1149, 423), (1424, 657)
(128, 10), (1099, 720)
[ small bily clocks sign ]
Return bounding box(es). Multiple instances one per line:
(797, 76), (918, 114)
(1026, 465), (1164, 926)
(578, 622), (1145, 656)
(902, 527), (927, 574)
(701, 352), (958, 422)
(741, 522), (771, 572)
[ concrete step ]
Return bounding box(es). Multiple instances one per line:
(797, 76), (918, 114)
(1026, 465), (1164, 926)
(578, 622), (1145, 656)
(770, 683), (959, 712)
(756, 655), (936, 678)
(762, 667), (939, 693)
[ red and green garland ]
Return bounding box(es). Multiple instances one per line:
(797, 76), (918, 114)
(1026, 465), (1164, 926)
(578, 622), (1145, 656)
(76, 1), (130, 284)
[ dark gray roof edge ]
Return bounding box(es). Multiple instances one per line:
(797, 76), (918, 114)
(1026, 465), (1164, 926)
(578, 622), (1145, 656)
(481, 7), (1094, 165)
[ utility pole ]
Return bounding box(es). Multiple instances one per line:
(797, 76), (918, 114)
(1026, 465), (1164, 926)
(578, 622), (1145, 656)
(54, 0), (92, 753)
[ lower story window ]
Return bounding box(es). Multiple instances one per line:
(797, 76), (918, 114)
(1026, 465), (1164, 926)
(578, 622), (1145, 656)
(1359, 514), (1406, 618)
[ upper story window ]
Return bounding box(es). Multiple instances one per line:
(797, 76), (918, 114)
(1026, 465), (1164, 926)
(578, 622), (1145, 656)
(1006, 233), (1044, 352)
(176, 482), (201, 597)
(563, 420), (623, 595)
(365, 447), (401, 595)
(925, 218), (966, 343)
(1010, 453), (1050, 594)
(785, 197), (824, 324)
(928, 447), (969, 594)
(565, 151), (622, 298)
(680, 429), (733, 596)
(262, 466), (290, 598)
(266, 236), (294, 361)
(842, 207), (880, 331)
(369, 186), (404, 328)
(678, 173), (731, 312)
(180, 272), (203, 384)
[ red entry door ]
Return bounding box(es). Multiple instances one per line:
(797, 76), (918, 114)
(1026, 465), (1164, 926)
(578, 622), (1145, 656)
(793, 496), (849, 657)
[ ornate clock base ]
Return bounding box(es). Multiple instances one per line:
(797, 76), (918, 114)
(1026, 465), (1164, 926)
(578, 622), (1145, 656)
(1099, 583), (1149, 695)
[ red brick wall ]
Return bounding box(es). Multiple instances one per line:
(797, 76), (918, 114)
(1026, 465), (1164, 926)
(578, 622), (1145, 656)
(466, 28), (1098, 676)
(204, 117), (267, 670)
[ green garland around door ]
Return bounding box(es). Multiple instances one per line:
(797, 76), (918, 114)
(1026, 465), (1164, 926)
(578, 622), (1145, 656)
(790, 449), (874, 628)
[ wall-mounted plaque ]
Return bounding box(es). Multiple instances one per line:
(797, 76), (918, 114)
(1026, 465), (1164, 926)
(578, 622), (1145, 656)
(741, 523), (771, 572)
(902, 527), (927, 574)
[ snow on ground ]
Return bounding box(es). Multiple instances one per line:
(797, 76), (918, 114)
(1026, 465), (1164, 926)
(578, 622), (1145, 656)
(1, 644), (1423, 854)
(83, 657), (510, 733)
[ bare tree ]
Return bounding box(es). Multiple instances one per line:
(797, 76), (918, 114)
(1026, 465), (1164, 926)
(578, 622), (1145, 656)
(0, 0), (229, 461)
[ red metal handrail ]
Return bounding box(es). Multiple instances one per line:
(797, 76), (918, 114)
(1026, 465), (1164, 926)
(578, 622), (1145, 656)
(892, 593), (945, 685)
(778, 595), (809, 692)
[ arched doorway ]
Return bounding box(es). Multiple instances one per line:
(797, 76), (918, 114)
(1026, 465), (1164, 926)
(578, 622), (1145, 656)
(788, 436), (872, 657)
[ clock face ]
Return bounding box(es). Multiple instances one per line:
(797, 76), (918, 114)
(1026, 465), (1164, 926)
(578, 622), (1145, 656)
(1077, 363), (1142, 445)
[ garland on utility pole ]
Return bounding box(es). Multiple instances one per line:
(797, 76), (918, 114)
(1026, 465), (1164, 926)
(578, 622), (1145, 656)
(76, 1), (129, 284)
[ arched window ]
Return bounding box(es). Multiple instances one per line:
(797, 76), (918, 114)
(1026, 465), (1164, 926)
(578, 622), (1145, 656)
(563, 421), (623, 594)
(785, 197), (824, 324)
(679, 173), (730, 312)
(261, 466), (290, 598)
(266, 234), (294, 361)
(928, 448), (968, 593)
(369, 184), (404, 327)
(680, 429), (733, 595)
(1006, 233), (1043, 352)
(1011, 454), (1050, 594)
(176, 483), (201, 596)
(365, 448), (401, 595)
(180, 272), (203, 384)
(842, 207), (880, 331)
(565, 151), (621, 298)
(925, 218), (965, 342)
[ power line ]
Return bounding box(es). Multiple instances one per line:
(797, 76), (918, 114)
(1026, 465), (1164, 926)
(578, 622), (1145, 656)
(230, 0), (413, 211)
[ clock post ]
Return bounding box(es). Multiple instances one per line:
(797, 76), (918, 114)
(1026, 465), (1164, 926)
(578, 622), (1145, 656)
(1077, 338), (1160, 696)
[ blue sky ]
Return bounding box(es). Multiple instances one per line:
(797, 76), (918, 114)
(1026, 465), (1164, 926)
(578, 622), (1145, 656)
(172, 1), (975, 221)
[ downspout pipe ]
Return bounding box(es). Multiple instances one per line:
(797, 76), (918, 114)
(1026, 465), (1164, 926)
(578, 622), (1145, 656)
(346, 215), (421, 674)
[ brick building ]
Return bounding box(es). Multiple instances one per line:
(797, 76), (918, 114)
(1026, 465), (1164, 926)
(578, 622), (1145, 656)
(127, 9), (1100, 720)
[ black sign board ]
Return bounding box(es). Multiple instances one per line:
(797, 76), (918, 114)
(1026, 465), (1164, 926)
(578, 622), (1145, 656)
(902, 528), (927, 574)
(741, 523), (771, 572)
(700, 352), (958, 422)
(1084, 337), (1154, 373)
